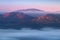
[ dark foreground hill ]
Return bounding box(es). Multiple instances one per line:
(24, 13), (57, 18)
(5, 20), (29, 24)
(0, 9), (60, 29)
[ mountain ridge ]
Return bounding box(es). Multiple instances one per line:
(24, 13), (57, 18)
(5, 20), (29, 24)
(0, 9), (60, 29)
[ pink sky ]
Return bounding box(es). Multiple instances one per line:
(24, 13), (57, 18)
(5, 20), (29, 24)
(0, 5), (60, 12)
(0, 0), (60, 12)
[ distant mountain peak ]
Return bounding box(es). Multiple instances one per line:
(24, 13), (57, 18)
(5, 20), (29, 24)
(23, 8), (43, 11)
(17, 8), (44, 12)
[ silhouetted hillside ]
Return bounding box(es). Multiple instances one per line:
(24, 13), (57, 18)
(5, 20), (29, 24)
(0, 9), (60, 29)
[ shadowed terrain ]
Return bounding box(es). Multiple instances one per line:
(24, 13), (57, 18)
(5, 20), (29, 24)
(0, 9), (60, 29)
